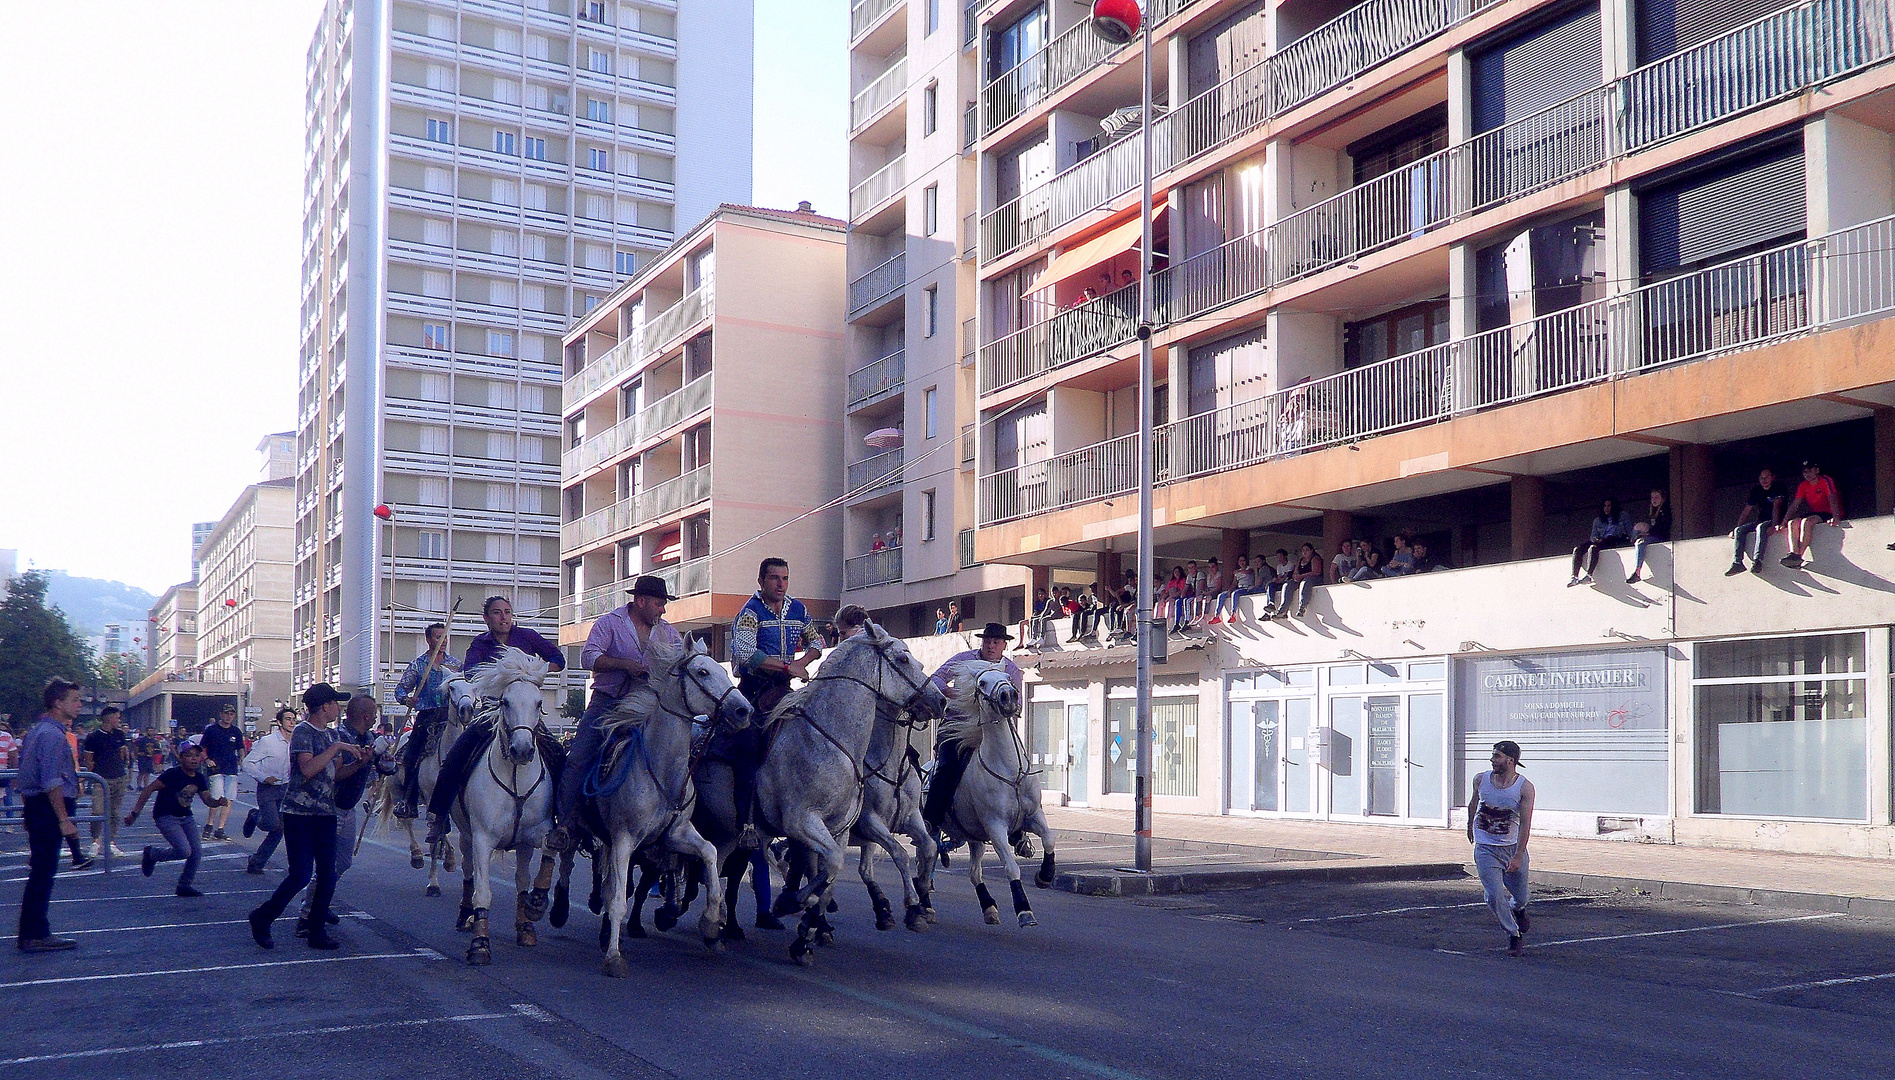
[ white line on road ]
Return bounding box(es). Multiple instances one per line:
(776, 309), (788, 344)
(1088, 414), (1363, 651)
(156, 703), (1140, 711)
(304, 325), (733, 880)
(0, 852), (249, 882)
(65, 919), (248, 935)
(1298, 894), (1613, 923)
(1530, 912), (1844, 948)
(0, 888), (272, 907)
(0, 1004), (555, 1066)
(0, 949), (431, 990)
(1747, 970), (1895, 995)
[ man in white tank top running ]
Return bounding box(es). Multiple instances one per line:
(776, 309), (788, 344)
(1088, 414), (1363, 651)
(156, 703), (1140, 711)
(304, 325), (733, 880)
(1466, 740), (1536, 956)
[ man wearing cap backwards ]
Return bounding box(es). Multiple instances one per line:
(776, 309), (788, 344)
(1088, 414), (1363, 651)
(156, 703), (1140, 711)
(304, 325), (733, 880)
(1468, 740), (1536, 957)
(545, 575), (684, 853)
(921, 623), (1025, 842)
(248, 683), (366, 950)
(721, 558), (824, 847)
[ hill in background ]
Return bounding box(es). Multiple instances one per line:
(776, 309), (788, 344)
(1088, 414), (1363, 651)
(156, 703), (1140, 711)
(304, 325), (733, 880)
(39, 570), (160, 638)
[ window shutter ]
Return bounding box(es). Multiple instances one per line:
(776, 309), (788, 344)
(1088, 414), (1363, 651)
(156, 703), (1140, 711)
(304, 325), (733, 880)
(1470, 6), (1604, 132)
(1639, 143), (1804, 274)
(1634, 0), (1796, 64)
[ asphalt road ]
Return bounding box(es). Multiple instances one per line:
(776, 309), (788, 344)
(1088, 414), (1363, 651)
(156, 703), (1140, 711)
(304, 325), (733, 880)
(3, 807), (1893, 1080)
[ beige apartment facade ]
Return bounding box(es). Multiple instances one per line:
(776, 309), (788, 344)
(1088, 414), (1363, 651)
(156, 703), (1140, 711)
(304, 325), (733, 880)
(968, 0), (1895, 856)
(193, 436), (299, 727)
(558, 204), (849, 654)
(126, 582), (232, 733)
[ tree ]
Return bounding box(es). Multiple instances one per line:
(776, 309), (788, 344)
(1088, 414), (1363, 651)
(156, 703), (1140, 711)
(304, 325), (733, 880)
(93, 651), (146, 691)
(0, 571), (98, 728)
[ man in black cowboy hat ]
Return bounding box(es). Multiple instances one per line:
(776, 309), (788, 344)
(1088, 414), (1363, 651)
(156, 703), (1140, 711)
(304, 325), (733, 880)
(545, 575), (684, 852)
(921, 623), (1025, 838)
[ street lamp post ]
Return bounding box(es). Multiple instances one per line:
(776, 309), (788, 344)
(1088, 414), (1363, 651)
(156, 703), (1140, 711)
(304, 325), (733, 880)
(1089, 0), (1155, 875)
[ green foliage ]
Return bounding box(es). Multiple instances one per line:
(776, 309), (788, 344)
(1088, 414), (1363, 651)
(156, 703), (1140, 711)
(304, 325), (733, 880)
(0, 572), (98, 727)
(93, 651), (146, 691)
(562, 688), (586, 719)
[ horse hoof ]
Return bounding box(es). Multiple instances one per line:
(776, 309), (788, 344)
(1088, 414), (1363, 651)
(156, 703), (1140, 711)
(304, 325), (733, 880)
(705, 936), (725, 953)
(719, 923), (746, 942)
(467, 944), (491, 966)
(905, 905), (927, 932)
(875, 915), (896, 932)
(550, 886), (570, 929)
(1036, 873), (1055, 889)
(517, 924), (538, 947)
(411, 854), (425, 869)
(771, 894), (800, 917)
(602, 955), (630, 979)
(925, 907), (938, 924)
(983, 906), (1001, 925)
(654, 907), (679, 933)
(626, 921), (647, 939)
(816, 929), (835, 947)
(588, 888), (603, 915)
(826, 899), (839, 914)
(789, 941), (814, 966)
(425, 885), (441, 898)
(1018, 911), (1038, 928)
(522, 889), (550, 923)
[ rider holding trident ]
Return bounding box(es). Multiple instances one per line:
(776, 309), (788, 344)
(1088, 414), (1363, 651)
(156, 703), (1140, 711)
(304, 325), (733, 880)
(922, 623), (1025, 847)
(721, 557), (822, 847)
(545, 575), (683, 853)
(394, 622), (461, 820)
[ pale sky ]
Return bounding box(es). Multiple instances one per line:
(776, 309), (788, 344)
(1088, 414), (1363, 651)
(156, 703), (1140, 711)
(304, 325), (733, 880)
(0, 1), (845, 597)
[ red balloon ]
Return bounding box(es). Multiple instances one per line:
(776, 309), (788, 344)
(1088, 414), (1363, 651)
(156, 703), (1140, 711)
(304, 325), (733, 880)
(374, 504), (393, 520)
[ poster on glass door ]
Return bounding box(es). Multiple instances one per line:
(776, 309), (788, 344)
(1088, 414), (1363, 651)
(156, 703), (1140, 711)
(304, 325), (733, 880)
(1458, 647), (1666, 733)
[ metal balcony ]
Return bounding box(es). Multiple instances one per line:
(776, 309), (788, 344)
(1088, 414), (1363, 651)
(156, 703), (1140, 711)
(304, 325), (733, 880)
(844, 547), (903, 589)
(849, 155), (906, 220)
(847, 250), (906, 316)
(847, 350), (905, 408)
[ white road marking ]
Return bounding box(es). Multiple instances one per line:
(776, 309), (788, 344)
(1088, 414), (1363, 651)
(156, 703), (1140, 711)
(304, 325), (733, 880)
(1530, 912), (1844, 948)
(1, 852), (249, 882)
(1297, 894), (1612, 923)
(0, 951), (425, 990)
(0, 888), (272, 907)
(65, 919), (248, 935)
(1747, 970), (1895, 996)
(0, 1005), (553, 1065)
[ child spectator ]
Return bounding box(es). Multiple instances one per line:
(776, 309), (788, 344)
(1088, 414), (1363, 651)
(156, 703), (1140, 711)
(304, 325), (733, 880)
(1330, 541), (1360, 583)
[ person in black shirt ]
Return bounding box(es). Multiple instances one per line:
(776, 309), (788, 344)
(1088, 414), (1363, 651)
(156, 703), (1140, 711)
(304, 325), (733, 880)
(1727, 468), (1790, 576)
(124, 742), (227, 896)
(196, 705), (246, 841)
(1627, 489), (1673, 584)
(297, 696), (383, 939)
(80, 707), (133, 858)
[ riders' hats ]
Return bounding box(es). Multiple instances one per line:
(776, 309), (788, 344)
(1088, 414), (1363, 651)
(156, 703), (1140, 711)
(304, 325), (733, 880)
(626, 575), (677, 601)
(978, 622), (1013, 641)
(301, 682), (348, 711)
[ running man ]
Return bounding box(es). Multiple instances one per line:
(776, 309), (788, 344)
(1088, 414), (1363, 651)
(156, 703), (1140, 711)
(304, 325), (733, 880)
(1468, 740), (1536, 957)
(124, 741), (227, 896)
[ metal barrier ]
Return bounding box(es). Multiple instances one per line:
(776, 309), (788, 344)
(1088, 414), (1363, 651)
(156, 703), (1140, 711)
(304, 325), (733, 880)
(0, 769), (118, 872)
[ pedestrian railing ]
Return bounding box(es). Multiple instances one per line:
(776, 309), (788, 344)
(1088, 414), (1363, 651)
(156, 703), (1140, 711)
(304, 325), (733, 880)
(0, 770), (117, 872)
(978, 212), (1895, 524)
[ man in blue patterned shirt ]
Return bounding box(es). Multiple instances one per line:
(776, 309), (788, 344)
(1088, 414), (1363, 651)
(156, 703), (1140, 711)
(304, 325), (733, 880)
(720, 557), (822, 845)
(392, 622), (462, 818)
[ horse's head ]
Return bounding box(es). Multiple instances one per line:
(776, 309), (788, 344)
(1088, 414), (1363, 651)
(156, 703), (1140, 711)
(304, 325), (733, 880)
(443, 675), (479, 727)
(473, 647), (550, 762)
(671, 637), (753, 730)
(975, 666), (1020, 721)
(861, 620), (947, 720)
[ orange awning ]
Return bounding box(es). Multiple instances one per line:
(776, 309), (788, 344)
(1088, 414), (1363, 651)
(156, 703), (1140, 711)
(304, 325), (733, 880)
(1027, 204), (1168, 294)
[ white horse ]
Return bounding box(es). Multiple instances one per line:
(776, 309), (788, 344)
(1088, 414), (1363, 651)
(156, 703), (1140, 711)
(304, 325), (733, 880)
(851, 703), (937, 930)
(593, 636), (753, 977)
(450, 648), (562, 965)
(937, 663), (1056, 928)
(382, 683), (470, 895)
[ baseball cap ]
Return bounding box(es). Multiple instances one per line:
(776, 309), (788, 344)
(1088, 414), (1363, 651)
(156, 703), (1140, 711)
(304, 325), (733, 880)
(301, 683), (348, 711)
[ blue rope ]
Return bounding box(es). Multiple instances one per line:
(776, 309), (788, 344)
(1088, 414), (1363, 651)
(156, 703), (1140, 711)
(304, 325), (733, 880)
(584, 726), (643, 801)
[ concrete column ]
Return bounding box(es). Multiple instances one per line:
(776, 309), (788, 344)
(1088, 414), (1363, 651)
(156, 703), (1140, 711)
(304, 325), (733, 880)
(1096, 550), (1124, 592)
(1876, 407), (1895, 516)
(1321, 511), (1355, 563)
(1510, 476), (1545, 561)
(1670, 444), (1716, 540)
(1219, 528), (1249, 580)
(1030, 564), (1051, 601)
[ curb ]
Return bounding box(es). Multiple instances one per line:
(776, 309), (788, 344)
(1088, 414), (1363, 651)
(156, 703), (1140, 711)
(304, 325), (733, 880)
(1527, 870), (1895, 918)
(1054, 861), (1468, 897)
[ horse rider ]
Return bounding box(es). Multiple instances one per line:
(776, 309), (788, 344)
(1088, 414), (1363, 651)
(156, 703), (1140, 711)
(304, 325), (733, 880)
(718, 557), (823, 847)
(393, 622), (461, 820)
(921, 623), (1025, 848)
(426, 595), (566, 844)
(544, 575), (683, 854)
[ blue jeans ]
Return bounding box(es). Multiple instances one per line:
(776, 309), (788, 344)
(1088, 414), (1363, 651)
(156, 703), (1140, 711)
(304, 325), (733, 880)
(556, 689), (624, 828)
(253, 812), (337, 930)
(251, 785), (286, 869)
(151, 813), (202, 888)
(1474, 842), (1529, 935)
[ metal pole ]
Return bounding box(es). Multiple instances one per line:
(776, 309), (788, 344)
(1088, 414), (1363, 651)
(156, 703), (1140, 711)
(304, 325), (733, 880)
(1133, 10), (1155, 875)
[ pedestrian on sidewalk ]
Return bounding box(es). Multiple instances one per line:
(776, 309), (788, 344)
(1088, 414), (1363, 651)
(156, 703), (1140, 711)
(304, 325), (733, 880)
(123, 742), (227, 896)
(0, 721), (18, 832)
(1467, 740), (1535, 957)
(247, 683), (357, 951)
(15, 679), (87, 952)
(81, 706), (133, 858)
(240, 707), (298, 873)
(298, 695), (381, 939)
(198, 704), (246, 841)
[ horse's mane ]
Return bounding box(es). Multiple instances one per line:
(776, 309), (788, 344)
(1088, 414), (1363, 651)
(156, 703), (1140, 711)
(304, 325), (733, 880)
(939, 660), (1006, 749)
(646, 633), (686, 676)
(600, 684), (660, 734)
(472, 646), (550, 698)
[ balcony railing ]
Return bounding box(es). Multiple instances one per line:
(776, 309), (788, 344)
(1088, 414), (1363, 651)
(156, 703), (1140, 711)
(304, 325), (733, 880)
(958, 528), (979, 568)
(979, 212), (1895, 524)
(561, 464), (712, 551)
(847, 447), (904, 493)
(562, 373), (712, 480)
(847, 250), (905, 315)
(963, 102), (979, 154)
(848, 350), (905, 407)
(563, 283), (713, 405)
(561, 556), (711, 625)
(978, 0), (1209, 135)
(979, 0), (1895, 394)
(851, 0), (901, 40)
(654, 556), (712, 603)
(844, 547), (903, 589)
(849, 155), (905, 220)
(851, 54), (907, 131)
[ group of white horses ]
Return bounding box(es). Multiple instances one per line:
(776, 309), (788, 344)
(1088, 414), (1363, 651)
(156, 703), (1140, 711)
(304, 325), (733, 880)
(374, 622), (1057, 974)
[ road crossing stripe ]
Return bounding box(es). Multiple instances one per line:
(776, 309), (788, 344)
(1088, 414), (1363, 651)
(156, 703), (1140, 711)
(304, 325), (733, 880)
(0, 949), (429, 990)
(1747, 969), (1895, 995)
(1530, 911), (1844, 947)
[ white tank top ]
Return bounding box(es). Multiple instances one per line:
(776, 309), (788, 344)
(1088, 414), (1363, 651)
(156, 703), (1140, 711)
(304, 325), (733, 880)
(1473, 771), (1525, 846)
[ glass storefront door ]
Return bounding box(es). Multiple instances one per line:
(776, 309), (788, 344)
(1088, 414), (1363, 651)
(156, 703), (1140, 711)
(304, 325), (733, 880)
(1227, 696), (1313, 815)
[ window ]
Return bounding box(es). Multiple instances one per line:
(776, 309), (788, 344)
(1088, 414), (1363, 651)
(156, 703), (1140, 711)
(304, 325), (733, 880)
(588, 147), (610, 170)
(923, 183), (939, 235)
(417, 530), (446, 559)
(923, 285), (938, 337)
(923, 84), (938, 135)
(926, 0), (940, 34)
(422, 323), (449, 351)
(583, 295), (602, 312)
(615, 251), (637, 275)
(587, 97), (611, 122)
(1693, 633), (1868, 820)
(583, 1), (608, 23)
(588, 49), (611, 74)
(486, 330), (515, 357)
(524, 137), (546, 161)
(922, 490), (937, 541)
(924, 386), (938, 439)
(493, 130), (517, 155)
(426, 117), (452, 144)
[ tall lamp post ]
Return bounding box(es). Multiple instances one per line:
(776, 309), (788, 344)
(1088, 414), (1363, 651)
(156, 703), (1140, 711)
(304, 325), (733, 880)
(1088, 0), (1154, 874)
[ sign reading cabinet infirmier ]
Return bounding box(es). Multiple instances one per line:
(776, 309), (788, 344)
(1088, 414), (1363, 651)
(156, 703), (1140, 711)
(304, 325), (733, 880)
(1458, 647), (1668, 733)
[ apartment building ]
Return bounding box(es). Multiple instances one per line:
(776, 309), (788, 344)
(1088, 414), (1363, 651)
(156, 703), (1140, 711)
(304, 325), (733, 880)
(292, 0), (753, 695)
(844, 0), (1033, 636)
(192, 435), (299, 726)
(970, 0), (1895, 855)
(126, 582), (225, 733)
(558, 204), (848, 655)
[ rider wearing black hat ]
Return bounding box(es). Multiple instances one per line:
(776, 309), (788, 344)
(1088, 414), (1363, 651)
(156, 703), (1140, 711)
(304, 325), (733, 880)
(921, 624), (1024, 838)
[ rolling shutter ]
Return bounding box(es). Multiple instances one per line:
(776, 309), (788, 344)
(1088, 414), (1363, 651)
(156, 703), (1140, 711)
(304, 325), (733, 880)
(1470, 5), (1604, 133)
(1639, 142), (1805, 274)
(1634, 0), (1798, 64)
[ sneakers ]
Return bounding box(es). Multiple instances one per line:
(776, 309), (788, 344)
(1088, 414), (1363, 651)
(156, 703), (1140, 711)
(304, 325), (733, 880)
(141, 846), (157, 877)
(306, 934), (341, 951)
(1565, 576), (1582, 587)
(245, 861), (265, 875)
(109, 845), (127, 858)
(176, 885), (203, 898)
(1781, 553), (1804, 568)
(243, 809), (259, 838)
(70, 855), (95, 871)
(1725, 561), (1746, 576)
(293, 917), (311, 939)
(1506, 934), (1525, 957)
(755, 912), (786, 930)
(1750, 558), (1765, 575)
(213, 829), (229, 841)
(18, 937), (77, 953)
(1625, 572), (1641, 584)
(202, 824), (213, 840)
(1514, 907), (1531, 934)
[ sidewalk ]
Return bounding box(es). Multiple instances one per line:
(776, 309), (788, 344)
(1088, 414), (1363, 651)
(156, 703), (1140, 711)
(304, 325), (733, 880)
(1044, 806), (1895, 913)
